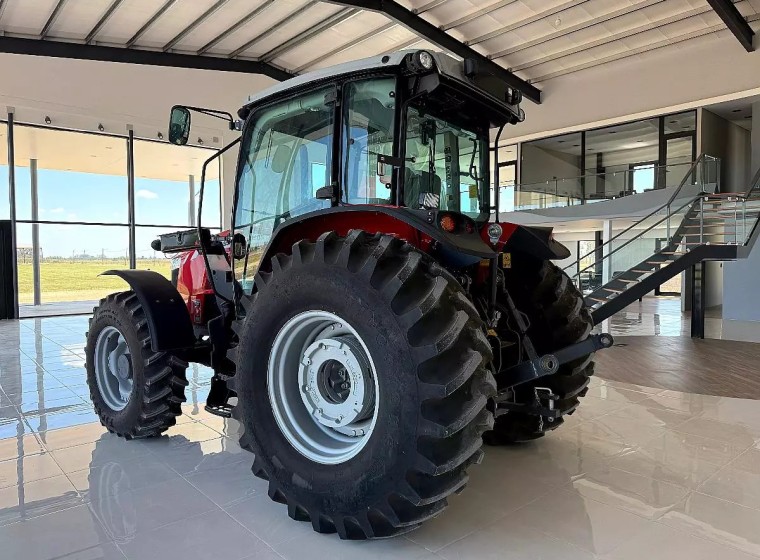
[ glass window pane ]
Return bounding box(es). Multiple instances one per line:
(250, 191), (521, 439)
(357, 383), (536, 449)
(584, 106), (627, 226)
(13, 126), (128, 224)
(134, 139), (221, 228)
(664, 111), (696, 134)
(342, 78), (396, 204)
(134, 226), (180, 280)
(233, 88), (334, 294)
(584, 118), (659, 199)
(404, 105), (488, 219)
(16, 223), (130, 317)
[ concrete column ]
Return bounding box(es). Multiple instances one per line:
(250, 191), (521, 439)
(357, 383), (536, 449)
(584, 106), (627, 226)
(602, 219), (613, 284)
(188, 174), (196, 227)
(30, 159), (41, 306)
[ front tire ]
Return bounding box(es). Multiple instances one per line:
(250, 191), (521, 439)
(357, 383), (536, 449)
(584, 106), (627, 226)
(86, 291), (188, 438)
(231, 231), (496, 539)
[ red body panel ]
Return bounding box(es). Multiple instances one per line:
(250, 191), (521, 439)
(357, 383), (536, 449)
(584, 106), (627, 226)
(262, 212), (437, 270)
(174, 250), (215, 324)
(174, 229), (231, 324)
(170, 214), (523, 320)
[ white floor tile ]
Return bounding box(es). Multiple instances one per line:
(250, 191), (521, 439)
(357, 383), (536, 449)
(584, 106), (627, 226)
(605, 521), (758, 560)
(116, 509), (271, 560)
(512, 488), (653, 555)
(660, 492), (760, 557)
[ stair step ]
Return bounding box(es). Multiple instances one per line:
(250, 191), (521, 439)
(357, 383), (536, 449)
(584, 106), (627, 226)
(631, 269), (653, 273)
(602, 288), (623, 293)
(588, 296), (607, 303)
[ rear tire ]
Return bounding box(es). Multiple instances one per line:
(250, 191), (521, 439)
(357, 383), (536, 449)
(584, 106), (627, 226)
(485, 260), (594, 444)
(85, 291), (188, 439)
(231, 231), (496, 539)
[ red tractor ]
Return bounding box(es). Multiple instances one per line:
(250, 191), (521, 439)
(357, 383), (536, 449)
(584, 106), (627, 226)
(85, 50), (612, 539)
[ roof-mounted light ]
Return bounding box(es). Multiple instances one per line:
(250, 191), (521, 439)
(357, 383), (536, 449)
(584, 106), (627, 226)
(406, 50), (436, 74)
(417, 50), (434, 70)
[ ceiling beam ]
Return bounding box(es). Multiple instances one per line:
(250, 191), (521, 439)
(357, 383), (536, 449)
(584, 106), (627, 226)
(40, 0), (69, 39)
(706, 0), (754, 51)
(197, 0), (276, 55)
(85, 0), (126, 44)
(324, 0), (542, 103)
(127, 0), (178, 48)
(0, 35), (292, 81)
(163, 0), (230, 52)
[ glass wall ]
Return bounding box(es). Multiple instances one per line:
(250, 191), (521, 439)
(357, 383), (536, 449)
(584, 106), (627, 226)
(516, 110), (698, 208)
(4, 122), (221, 317)
(133, 140), (222, 280)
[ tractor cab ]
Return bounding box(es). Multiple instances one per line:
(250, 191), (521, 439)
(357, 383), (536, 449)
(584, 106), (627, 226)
(168, 50), (528, 298)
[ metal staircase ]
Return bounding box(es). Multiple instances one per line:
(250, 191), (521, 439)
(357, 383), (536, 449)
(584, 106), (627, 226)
(566, 155), (760, 330)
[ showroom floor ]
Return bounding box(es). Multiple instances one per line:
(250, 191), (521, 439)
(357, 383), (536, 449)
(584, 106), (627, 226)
(1, 314), (760, 559)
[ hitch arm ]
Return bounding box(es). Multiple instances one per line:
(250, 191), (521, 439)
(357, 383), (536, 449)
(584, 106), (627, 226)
(500, 333), (614, 389)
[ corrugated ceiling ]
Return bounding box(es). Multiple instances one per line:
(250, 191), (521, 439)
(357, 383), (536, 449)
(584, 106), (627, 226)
(0, 0), (758, 88)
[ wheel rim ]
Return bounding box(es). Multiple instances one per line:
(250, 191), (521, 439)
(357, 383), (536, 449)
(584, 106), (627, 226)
(268, 310), (379, 465)
(94, 326), (133, 411)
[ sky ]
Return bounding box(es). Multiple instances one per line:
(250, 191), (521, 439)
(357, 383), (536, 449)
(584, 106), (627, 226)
(1, 165), (221, 258)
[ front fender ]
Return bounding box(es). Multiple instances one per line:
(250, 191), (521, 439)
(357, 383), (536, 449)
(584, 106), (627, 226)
(101, 270), (196, 352)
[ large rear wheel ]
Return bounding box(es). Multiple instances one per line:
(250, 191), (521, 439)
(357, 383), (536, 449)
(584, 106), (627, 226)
(231, 231), (496, 539)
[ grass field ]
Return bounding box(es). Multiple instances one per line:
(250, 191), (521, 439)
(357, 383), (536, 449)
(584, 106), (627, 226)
(17, 259), (172, 304)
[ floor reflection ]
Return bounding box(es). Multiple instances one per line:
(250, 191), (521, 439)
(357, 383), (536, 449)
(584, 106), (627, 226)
(0, 314), (759, 559)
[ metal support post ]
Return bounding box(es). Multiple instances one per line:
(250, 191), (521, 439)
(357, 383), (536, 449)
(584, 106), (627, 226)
(127, 126), (136, 269)
(30, 159), (41, 306)
(690, 262), (706, 339)
(188, 174), (196, 226)
(7, 109), (18, 318)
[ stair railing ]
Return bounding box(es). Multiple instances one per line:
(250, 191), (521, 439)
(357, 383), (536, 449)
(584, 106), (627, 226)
(570, 194), (700, 289)
(565, 154), (717, 282)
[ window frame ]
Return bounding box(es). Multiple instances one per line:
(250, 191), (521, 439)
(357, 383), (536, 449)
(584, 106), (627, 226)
(340, 74), (400, 206)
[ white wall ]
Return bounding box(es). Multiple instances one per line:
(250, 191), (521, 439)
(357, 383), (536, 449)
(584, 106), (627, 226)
(0, 52), (277, 228)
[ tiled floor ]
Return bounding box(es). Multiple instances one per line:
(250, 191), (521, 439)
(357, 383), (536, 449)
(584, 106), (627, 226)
(1, 315), (760, 559)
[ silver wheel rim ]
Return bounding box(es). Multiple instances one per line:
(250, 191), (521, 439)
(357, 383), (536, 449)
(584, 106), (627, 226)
(268, 310), (379, 465)
(94, 326), (133, 411)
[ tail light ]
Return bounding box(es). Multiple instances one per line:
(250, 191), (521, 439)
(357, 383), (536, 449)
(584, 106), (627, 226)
(439, 214), (457, 233)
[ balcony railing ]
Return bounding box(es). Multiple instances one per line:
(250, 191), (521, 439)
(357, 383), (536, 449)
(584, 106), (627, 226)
(496, 158), (721, 213)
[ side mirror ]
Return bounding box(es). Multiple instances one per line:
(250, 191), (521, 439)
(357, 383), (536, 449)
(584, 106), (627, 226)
(168, 106), (191, 146)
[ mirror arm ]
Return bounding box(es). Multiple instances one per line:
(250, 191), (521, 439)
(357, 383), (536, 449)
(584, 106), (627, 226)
(183, 105), (236, 129)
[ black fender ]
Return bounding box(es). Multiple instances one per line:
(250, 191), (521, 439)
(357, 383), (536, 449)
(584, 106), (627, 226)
(259, 205), (497, 270)
(101, 270), (196, 352)
(504, 225), (571, 261)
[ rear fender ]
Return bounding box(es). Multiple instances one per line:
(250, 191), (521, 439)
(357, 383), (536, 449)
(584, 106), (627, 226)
(259, 206), (497, 270)
(101, 270), (196, 352)
(489, 224), (570, 261)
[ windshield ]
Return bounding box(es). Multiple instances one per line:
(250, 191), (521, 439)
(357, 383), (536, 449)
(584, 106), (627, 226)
(404, 105), (489, 220)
